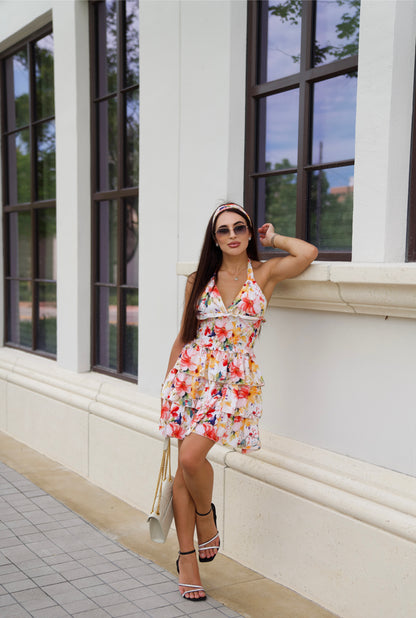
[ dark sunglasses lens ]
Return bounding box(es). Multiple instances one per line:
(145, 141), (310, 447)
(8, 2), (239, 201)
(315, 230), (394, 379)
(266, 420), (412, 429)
(234, 225), (247, 235)
(216, 228), (229, 236)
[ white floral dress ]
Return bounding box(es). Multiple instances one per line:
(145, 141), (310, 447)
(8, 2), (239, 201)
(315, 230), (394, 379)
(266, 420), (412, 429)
(160, 261), (266, 452)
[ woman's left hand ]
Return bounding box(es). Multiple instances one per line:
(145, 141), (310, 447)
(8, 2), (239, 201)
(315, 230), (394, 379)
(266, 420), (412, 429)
(258, 223), (275, 247)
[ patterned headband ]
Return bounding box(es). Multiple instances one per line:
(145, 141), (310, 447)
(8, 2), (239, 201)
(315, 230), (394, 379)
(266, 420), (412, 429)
(212, 203), (252, 228)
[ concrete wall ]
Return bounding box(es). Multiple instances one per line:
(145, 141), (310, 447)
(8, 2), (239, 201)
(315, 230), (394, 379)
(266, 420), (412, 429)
(0, 1), (416, 617)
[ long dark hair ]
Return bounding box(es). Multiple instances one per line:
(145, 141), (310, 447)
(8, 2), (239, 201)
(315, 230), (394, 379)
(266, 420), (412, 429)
(181, 204), (259, 343)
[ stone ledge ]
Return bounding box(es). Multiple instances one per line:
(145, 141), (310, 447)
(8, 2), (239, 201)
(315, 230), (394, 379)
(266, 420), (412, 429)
(177, 261), (416, 319)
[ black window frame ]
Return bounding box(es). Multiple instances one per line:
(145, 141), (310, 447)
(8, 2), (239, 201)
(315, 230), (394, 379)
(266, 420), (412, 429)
(245, 0), (359, 261)
(89, 0), (139, 382)
(1, 23), (57, 358)
(407, 47), (416, 262)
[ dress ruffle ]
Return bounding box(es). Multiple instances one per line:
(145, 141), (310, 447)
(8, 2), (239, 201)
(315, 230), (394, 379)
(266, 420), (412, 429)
(160, 261), (266, 453)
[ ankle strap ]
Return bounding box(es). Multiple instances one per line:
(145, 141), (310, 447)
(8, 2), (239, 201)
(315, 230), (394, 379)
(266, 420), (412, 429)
(179, 549), (196, 556)
(196, 507), (212, 517)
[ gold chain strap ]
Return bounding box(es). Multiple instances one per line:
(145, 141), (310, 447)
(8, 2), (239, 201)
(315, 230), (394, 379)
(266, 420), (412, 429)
(151, 437), (172, 515)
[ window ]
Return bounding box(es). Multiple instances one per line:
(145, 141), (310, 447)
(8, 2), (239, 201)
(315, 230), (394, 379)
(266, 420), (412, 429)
(245, 0), (360, 260)
(1, 26), (56, 356)
(90, 0), (139, 380)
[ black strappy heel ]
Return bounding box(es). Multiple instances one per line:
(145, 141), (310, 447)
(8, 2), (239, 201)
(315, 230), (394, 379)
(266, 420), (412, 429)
(196, 503), (220, 563)
(176, 549), (206, 602)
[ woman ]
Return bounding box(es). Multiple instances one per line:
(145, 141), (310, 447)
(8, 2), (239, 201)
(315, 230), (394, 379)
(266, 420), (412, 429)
(160, 203), (318, 601)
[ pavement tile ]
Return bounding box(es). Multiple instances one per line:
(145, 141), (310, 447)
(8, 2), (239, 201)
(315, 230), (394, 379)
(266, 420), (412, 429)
(104, 601), (146, 616)
(81, 583), (115, 598)
(146, 605), (185, 618)
(12, 587), (57, 611)
(3, 578), (38, 593)
(31, 606), (70, 617)
(0, 603), (32, 616)
(134, 592), (172, 610)
(59, 597), (102, 614)
(32, 572), (66, 586)
(0, 593), (17, 607)
(149, 580), (180, 595)
(94, 592), (128, 608)
(72, 576), (103, 590)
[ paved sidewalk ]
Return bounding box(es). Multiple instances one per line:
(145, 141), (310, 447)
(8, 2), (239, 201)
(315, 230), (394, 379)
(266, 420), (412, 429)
(0, 460), (241, 618)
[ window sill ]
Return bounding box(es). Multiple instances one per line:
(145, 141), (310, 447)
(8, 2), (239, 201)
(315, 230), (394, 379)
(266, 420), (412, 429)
(177, 261), (416, 320)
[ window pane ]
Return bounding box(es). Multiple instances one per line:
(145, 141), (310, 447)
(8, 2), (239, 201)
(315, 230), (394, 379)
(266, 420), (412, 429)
(96, 0), (118, 97)
(5, 48), (29, 130)
(260, 173), (297, 239)
(97, 97), (118, 191)
(260, 89), (299, 171)
(37, 208), (56, 280)
(311, 74), (357, 164)
(124, 197), (138, 286)
(97, 200), (118, 283)
(7, 280), (32, 347)
(123, 288), (138, 376)
(36, 120), (56, 200)
(260, 0), (301, 82)
(308, 166), (354, 251)
(125, 0), (139, 87)
(314, 0), (360, 67)
(37, 282), (56, 354)
(35, 33), (55, 120)
(125, 88), (139, 187)
(96, 286), (118, 370)
(8, 130), (31, 204)
(8, 211), (31, 278)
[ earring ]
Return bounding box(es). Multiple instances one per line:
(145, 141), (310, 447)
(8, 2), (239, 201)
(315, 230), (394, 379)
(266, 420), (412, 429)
(215, 242), (219, 247)
(249, 237), (252, 241)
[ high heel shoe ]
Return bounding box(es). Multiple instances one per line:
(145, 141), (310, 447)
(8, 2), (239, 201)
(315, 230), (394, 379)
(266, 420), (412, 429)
(196, 503), (220, 563)
(176, 549), (206, 602)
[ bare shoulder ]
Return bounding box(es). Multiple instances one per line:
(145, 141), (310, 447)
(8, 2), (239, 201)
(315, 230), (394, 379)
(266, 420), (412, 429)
(251, 258), (283, 286)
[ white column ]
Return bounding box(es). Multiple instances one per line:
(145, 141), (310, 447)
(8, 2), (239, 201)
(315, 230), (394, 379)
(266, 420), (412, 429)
(54, 0), (91, 371)
(353, 0), (416, 262)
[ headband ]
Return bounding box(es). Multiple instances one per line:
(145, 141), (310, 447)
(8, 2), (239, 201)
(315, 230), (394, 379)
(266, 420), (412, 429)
(212, 203), (252, 228)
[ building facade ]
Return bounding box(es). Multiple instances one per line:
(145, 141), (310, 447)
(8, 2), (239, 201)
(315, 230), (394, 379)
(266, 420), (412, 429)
(0, 2), (416, 617)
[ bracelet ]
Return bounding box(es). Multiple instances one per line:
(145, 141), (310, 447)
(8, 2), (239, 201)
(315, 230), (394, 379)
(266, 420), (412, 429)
(271, 233), (278, 248)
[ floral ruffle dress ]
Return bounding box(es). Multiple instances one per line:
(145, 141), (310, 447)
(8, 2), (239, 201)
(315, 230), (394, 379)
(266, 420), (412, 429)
(160, 261), (266, 452)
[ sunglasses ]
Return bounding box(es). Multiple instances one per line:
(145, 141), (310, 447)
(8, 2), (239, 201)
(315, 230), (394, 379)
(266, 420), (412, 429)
(215, 224), (249, 237)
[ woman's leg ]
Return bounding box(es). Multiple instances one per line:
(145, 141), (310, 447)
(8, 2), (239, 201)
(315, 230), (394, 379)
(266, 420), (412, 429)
(174, 440), (205, 600)
(178, 433), (219, 561)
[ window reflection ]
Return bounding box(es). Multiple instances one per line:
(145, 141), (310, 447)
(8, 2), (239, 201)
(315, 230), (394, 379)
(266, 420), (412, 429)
(97, 0), (118, 97)
(8, 211), (31, 278)
(37, 282), (57, 354)
(97, 98), (118, 191)
(312, 74), (357, 164)
(314, 0), (360, 67)
(260, 1), (301, 82)
(35, 34), (55, 120)
(37, 209), (56, 280)
(263, 88), (299, 171)
(123, 289), (138, 376)
(125, 0), (139, 87)
(98, 200), (118, 284)
(7, 281), (32, 348)
(97, 286), (118, 370)
(261, 173), (297, 240)
(308, 166), (354, 251)
(8, 130), (31, 204)
(125, 89), (139, 187)
(5, 48), (29, 130)
(125, 197), (138, 286)
(36, 120), (56, 200)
